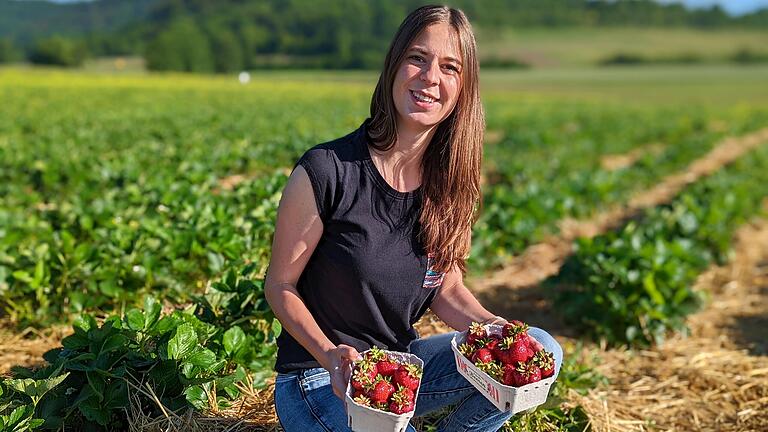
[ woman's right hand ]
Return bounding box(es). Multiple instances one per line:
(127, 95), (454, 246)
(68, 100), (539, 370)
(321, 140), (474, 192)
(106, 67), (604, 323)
(322, 345), (363, 400)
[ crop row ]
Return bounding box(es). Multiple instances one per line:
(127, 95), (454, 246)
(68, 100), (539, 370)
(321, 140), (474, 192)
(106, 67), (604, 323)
(5, 78), (755, 326)
(472, 104), (768, 269)
(552, 144), (768, 346)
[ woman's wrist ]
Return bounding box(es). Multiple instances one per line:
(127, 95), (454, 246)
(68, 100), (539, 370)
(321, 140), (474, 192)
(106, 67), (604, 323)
(480, 315), (507, 326)
(318, 343), (338, 370)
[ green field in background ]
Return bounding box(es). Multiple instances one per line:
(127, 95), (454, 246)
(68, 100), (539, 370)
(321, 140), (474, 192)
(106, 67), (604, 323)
(477, 26), (768, 67)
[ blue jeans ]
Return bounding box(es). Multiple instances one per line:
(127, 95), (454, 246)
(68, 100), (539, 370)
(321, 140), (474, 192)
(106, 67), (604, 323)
(274, 328), (562, 432)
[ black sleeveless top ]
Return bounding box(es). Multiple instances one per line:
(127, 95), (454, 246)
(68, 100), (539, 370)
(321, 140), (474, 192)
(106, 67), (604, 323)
(273, 119), (443, 373)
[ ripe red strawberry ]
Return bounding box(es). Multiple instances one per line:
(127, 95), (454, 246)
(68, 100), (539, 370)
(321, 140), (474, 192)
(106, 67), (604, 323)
(389, 398), (415, 414)
(389, 386), (415, 414)
(533, 350), (555, 378)
(351, 362), (378, 391)
(502, 363), (529, 387)
(364, 346), (387, 363)
(466, 322), (488, 346)
(471, 347), (494, 364)
(367, 378), (395, 404)
(393, 363), (422, 391)
(501, 320), (529, 338)
(495, 336), (532, 366)
(481, 335), (501, 352)
(517, 361), (542, 385)
(376, 356), (400, 376)
(501, 363), (520, 386)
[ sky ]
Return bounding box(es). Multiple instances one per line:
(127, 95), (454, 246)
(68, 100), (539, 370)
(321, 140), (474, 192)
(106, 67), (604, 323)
(654, 0), (768, 15)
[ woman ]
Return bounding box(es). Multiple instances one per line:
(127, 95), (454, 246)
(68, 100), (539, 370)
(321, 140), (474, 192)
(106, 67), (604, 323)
(265, 5), (550, 431)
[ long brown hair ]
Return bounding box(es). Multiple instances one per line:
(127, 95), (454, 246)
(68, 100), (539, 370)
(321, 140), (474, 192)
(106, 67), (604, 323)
(368, 5), (484, 275)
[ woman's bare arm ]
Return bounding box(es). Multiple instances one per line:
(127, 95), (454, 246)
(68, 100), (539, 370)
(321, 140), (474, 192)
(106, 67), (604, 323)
(264, 166), (360, 398)
(429, 266), (500, 331)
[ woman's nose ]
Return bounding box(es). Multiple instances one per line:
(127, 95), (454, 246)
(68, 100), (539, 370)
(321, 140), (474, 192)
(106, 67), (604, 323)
(420, 60), (440, 85)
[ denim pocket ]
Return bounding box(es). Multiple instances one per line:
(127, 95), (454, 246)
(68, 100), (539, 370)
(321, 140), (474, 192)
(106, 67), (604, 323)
(298, 367), (330, 392)
(275, 372), (299, 385)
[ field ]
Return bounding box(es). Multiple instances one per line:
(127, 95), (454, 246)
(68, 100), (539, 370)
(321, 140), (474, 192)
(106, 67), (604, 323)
(476, 27), (768, 67)
(1, 64), (767, 431)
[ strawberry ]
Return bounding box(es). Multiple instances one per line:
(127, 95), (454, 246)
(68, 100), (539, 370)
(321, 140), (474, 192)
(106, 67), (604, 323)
(495, 336), (532, 366)
(501, 320), (529, 338)
(353, 394), (371, 406)
(376, 356), (400, 376)
(517, 361), (542, 385)
(367, 377), (395, 404)
(466, 322), (488, 346)
(393, 363), (422, 391)
(389, 398), (415, 414)
(533, 350), (555, 378)
(457, 342), (476, 359)
(525, 333), (544, 353)
(503, 363), (529, 387)
(476, 360), (503, 382)
(351, 361), (378, 391)
(364, 346), (387, 363)
(389, 385), (415, 414)
(480, 335), (501, 353)
(471, 347), (494, 364)
(501, 363), (520, 386)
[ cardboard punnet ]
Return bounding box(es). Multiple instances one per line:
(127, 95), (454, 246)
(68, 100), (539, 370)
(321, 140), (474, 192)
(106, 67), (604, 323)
(450, 325), (563, 413)
(345, 349), (424, 432)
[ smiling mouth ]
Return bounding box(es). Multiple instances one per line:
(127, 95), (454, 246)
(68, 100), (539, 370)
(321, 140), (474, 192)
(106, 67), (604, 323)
(410, 90), (439, 104)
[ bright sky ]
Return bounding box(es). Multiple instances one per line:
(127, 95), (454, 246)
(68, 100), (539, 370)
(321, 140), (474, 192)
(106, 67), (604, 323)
(656, 0), (768, 15)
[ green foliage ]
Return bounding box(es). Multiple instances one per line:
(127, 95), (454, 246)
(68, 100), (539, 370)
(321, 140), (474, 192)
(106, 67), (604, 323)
(730, 47), (768, 64)
(0, 38), (21, 64)
(28, 36), (87, 67)
(0, 76), (371, 327)
(553, 146), (768, 346)
(471, 104), (768, 270)
(145, 17), (214, 72)
(207, 26), (243, 73)
(0, 374), (67, 432)
(4, 277), (280, 430)
(5, 0), (767, 72)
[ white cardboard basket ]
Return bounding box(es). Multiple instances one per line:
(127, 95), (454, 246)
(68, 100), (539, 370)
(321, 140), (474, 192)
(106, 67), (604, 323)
(345, 349), (424, 432)
(450, 324), (562, 413)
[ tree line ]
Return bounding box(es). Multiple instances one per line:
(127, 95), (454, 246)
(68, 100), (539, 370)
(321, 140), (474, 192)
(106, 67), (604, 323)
(0, 0), (766, 71)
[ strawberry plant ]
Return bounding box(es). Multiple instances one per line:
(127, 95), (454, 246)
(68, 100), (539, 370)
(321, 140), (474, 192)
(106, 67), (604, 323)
(0, 374), (68, 432)
(472, 104), (768, 270)
(1, 263), (281, 430)
(553, 146), (768, 346)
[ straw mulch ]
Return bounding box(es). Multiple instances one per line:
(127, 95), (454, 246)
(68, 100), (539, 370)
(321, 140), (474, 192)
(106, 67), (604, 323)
(0, 324), (69, 376)
(570, 215), (768, 432)
(125, 375), (279, 432)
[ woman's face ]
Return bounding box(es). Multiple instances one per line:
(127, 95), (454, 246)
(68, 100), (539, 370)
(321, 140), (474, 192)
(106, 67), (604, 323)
(392, 22), (463, 134)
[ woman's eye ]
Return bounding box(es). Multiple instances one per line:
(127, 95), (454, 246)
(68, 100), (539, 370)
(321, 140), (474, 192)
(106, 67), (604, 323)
(409, 55), (425, 63)
(443, 65), (459, 73)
